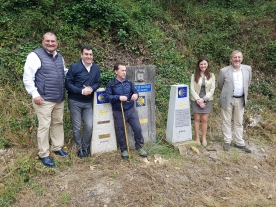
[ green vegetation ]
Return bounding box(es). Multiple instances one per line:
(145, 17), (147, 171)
(60, 192), (69, 204)
(0, 0), (276, 205)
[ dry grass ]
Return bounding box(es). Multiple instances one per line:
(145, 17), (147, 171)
(0, 86), (37, 148)
(1, 137), (276, 207)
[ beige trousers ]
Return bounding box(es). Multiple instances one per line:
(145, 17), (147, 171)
(32, 100), (64, 158)
(221, 97), (245, 146)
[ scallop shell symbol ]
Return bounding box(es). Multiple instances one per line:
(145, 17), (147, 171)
(178, 89), (184, 96)
(137, 97), (145, 106)
(98, 94), (104, 102)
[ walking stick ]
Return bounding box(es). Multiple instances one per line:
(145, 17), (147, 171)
(120, 101), (130, 160)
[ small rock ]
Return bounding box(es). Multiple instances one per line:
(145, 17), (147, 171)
(209, 152), (219, 161)
(90, 165), (96, 170)
(154, 154), (161, 159)
(260, 148), (265, 153)
(139, 157), (149, 164)
(206, 147), (217, 151)
(154, 154), (163, 164)
(0, 149), (4, 155)
(251, 182), (257, 186)
(178, 145), (187, 155)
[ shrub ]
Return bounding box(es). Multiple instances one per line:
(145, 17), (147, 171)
(59, 0), (130, 33)
(265, 41), (276, 70)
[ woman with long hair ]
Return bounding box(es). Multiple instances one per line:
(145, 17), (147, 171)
(190, 57), (215, 146)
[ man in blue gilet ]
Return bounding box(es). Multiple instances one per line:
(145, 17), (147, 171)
(23, 32), (68, 167)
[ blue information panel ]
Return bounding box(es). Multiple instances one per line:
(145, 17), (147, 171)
(136, 96), (146, 107)
(178, 87), (187, 98)
(135, 84), (152, 92)
(96, 91), (107, 104)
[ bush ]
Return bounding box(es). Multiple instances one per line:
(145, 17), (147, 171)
(265, 41), (276, 70)
(59, 0), (130, 33)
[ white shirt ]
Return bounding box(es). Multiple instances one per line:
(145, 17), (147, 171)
(233, 67), (244, 96)
(81, 61), (93, 94)
(82, 61), (92, 72)
(23, 51), (68, 99)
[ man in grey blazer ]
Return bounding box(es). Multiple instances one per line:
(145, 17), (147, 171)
(218, 50), (252, 153)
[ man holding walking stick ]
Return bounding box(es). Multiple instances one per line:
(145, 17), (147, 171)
(104, 61), (147, 159)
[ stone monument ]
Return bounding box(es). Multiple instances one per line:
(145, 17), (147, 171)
(166, 84), (192, 143)
(90, 88), (117, 155)
(126, 65), (156, 149)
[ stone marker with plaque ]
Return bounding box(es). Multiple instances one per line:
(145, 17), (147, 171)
(166, 84), (192, 143)
(91, 65), (156, 154)
(90, 88), (117, 155)
(126, 65), (156, 149)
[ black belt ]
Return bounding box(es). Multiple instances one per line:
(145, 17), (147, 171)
(233, 95), (244, 98)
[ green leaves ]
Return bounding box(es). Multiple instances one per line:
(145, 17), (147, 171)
(59, 0), (130, 32)
(100, 69), (114, 87)
(266, 41), (276, 69)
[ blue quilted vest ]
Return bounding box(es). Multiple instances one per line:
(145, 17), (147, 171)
(33, 48), (65, 102)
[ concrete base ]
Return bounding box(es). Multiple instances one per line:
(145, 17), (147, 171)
(174, 140), (200, 148)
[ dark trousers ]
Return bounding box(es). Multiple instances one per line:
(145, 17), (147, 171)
(68, 99), (93, 150)
(113, 107), (144, 152)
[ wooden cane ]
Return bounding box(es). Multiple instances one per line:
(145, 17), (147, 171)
(120, 101), (130, 160)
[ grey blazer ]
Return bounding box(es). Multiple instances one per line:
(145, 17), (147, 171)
(218, 64), (252, 109)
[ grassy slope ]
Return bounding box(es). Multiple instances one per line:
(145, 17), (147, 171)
(0, 0), (276, 205)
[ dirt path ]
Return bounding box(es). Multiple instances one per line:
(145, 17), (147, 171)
(8, 141), (276, 207)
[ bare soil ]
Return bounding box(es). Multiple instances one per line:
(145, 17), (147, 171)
(2, 138), (276, 207)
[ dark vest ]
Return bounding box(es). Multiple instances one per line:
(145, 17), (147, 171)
(33, 48), (65, 102)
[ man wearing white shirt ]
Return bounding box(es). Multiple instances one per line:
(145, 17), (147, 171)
(218, 50), (252, 153)
(23, 32), (68, 167)
(65, 46), (101, 158)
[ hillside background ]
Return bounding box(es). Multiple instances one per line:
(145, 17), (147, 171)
(0, 0), (276, 205)
(1, 0), (275, 147)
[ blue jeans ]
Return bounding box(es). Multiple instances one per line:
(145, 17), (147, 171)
(68, 99), (93, 150)
(113, 107), (144, 151)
